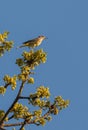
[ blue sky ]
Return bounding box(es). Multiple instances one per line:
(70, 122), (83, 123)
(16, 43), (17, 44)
(0, 0), (88, 129)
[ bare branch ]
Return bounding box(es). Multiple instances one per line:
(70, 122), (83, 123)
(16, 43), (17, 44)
(19, 96), (30, 100)
(19, 120), (26, 130)
(4, 83), (10, 89)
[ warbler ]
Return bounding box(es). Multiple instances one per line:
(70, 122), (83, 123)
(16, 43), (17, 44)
(17, 35), (47, 49)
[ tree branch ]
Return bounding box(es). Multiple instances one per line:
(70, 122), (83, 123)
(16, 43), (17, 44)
(8, 115), (14, 120)
(0, 81), (26, 128)
(19, 96), (30, 100)
(3, 120), (33, 127)
(19, 120), (26, 130)
(3, 109), (51, 128)
(4, 83), (10, 89)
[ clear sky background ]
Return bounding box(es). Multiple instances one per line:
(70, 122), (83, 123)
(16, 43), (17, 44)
(0, 0), (88, 130)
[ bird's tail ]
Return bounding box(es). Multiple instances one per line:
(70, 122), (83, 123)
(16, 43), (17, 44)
(16, 45), (25, 49)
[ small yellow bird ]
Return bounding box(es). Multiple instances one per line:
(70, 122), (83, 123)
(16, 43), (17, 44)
(17, 35), (47, 49)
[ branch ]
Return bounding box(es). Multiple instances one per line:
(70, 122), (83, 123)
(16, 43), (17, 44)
(0, 81), (26, 128)
(19, 120), (26, 130)
(4, 122), (25, 127)
(3, 120), (33, 127)
(8, 115), (14, 120)
(43, 110), (51, 118)
(19, 96), (30, 100)
(4, 83), (10, 89)
(3, 109), (51, 128)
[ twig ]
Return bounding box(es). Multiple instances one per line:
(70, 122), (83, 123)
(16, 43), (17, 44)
(4, 120), (33, 127)
(4, 83), (10, 89)
(19, 120), (26, 130)
(19, 96), (30, 100)
(8, 115), (14, 120)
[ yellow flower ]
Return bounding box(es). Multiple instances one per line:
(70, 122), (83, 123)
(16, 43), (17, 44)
(34, 98), (41, 105)
(53, 107), (59, 115)
(0, 110), (8, 121)
(10, 103), (30, 119)
(47, 116), (52, 121)
(37, 86), (50, 98)
(2, 31), (9, 39)
(34, 109), (42, 117)
(18, 72), (29, 81)
(0, 86), (6, 95)
(3, 75), (17, 90)
(22, 50), (34, 61)
(55, 96), (70, 109)
(0, 31), (14, 56)
(28, 77), (34, 84)
(0, 34), (4, 42)
(16, 58), (24, 66)
(21, 66), (30, 72)
(39, 117), (46, 126)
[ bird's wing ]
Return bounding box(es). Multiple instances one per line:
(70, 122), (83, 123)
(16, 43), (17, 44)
(23, 38), (37, 44)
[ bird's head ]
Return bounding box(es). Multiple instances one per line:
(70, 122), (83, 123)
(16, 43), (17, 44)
(38, 35), (47, 40)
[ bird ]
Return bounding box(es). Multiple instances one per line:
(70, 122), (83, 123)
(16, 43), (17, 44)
(17, 35), (47, 49)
